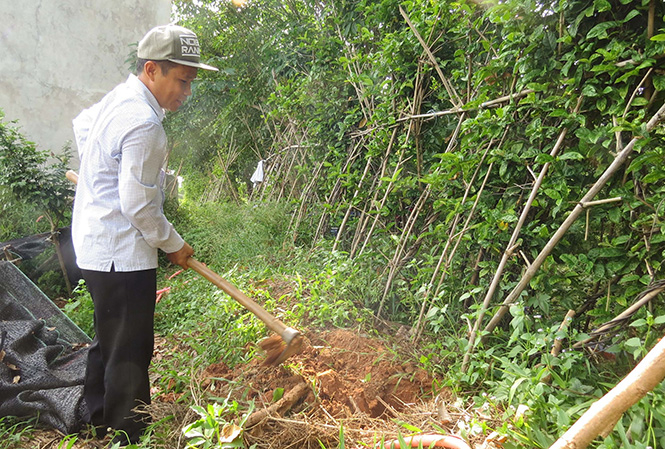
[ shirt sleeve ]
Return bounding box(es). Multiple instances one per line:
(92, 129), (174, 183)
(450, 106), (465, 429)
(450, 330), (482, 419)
(118, 121), (185, 254)
(72, 102), (102, 160)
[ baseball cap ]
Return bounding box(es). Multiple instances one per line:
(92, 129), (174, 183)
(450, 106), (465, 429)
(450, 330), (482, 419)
(138, 24), (219, 72)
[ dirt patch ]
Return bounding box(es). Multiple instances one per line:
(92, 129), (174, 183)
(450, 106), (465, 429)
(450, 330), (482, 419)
(198, 328), (462, 448)
(18, 276), (482, 448)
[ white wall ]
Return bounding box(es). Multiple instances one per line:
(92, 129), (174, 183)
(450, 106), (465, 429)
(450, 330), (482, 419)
(0, 0), (171, 165)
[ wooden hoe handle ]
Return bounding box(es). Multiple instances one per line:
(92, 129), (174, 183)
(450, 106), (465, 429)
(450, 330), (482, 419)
(186, 258), (289, 336)
(66, 169), (294, 342)
(66, 170), (79, 184)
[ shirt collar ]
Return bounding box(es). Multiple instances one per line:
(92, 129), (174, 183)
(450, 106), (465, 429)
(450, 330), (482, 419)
(126, 73), (166, 122)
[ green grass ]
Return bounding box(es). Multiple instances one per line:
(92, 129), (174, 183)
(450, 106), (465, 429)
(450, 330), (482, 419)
(172, 199), (290, 269)
(0, 416), (37, 449)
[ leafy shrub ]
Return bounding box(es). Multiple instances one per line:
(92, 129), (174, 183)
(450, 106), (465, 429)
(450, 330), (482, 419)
(0, 111), (73, 231)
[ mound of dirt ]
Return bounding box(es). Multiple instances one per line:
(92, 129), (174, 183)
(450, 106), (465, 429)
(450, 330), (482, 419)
(198, 328), (458, 448)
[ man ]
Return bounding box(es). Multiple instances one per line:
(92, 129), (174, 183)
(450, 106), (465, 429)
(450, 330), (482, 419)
(71, 24), (217, 445)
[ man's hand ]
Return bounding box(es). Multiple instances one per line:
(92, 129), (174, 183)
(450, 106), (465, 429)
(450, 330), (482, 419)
(166, 242), (194, 269)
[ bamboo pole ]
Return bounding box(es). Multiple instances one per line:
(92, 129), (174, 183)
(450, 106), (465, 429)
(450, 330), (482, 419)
(334, 23), (372, 120)
(412, 137), (494, 342)
(549, 335), (665, 449)
(462, 96), (583, 373)
(356, 64), (429, 259)
(357, 134), (409, 258)
(373, 65), (428, 294)
(277, 146), (301, 202)
(218, 148), (240, 204)
(551, 310), (576, 357)
(350, 127), (399, 258)
(481, 100), (665, 341)
(430, 161), (495, 309)
(262, 153), (281, 202)
(333, 155), (373, 252)
(541, 309), (575, 385)
(377, 184), (432, 317)
(461, 97), (583, 370)
(286, 146), (312, 203)
(623, 68), (653, 119)
(287, 157), (327, 244)
(399, 5), (462, 108)
(350, 199), (372, 258)
(351, 88), (534, 138)
(645, 0), (655, 101)
(313, 142), (362, 244)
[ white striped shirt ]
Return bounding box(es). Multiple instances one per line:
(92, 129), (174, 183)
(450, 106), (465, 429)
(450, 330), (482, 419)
(72, 74), (184, 272)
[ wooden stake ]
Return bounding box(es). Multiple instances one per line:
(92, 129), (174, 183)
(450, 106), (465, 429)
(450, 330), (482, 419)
(377, 184), (432, 317)
(541, 309), (575, 385)
(412, 130), (494, 341)
(350, 127), (398, 258)
(551, 310), (576, 357)
(287, 157), (327, 245)
(313, 142), (362, 244)
(357, 137), (408, 258)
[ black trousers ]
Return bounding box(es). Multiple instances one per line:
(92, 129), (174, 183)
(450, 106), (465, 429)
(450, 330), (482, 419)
(80, 267), (156, 442)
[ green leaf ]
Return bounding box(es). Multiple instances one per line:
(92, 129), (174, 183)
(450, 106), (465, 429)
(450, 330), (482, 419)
(608, 207), (621, 223)
(612, 235), (630, 245)
(535, 153), (555, 164)
(394, 420), (422, 433)
(652, 234), (665, 245)
(545, 189), (561, 200)
(586, 22), (617, 39)
(508, 377), (528, 405)
(654, 75), (665, 92)
(596, 97), (607, 111)
(643, 169), (665, 184)
(622, 9), (640, 23)
(624, 337), (641, 348)
(620, 274), (640, 284)
(591, 247), (624, 258)
(582, 84), (598, 97)
(593, 0), (611, 11)
(559, 151), (584, 161)
(272, 387), (284, 402)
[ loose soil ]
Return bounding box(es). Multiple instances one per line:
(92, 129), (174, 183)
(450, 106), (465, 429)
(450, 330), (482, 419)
(19, 276), (493, 449)
(191, 327), (465, 448)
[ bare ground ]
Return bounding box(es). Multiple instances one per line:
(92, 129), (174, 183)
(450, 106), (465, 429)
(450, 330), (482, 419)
(16, 277), (501, 449)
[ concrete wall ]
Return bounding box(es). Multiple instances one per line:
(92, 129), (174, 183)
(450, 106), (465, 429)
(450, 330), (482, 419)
(0, 0), (171, 166)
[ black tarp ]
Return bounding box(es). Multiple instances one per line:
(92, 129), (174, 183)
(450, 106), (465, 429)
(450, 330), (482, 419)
(0, 261), (89, 433)
(0, 227), (82, 287)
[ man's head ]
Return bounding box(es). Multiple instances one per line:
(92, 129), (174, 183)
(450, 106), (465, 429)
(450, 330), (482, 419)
(136, 24), (217, 112)
(137, 24), (218, 72)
